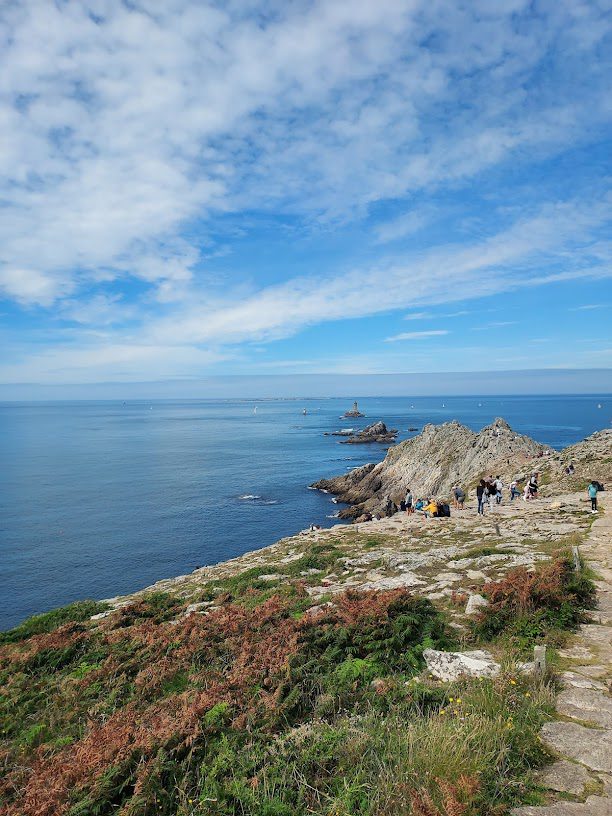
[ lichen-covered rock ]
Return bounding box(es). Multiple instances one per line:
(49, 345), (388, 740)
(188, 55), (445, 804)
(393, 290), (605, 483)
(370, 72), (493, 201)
(465, 593), (489, 615)
(423, 648), (500, 681)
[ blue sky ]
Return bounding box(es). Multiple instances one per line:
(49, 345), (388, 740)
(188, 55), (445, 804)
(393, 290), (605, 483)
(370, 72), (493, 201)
(0, 0), (611, 395)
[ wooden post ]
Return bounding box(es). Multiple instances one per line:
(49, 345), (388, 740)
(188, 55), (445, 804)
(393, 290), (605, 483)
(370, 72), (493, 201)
(572, 546), (581, 573)
(534, 645), (546, 677)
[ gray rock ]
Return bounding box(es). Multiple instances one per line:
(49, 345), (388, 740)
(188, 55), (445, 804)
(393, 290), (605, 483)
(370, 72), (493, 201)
(423, 648), (500, 681)
(465, 593), (489, 615)
(561, 672), (609, 692)
(556, 687), (612, 728)
(539, 760), (591, 795)
(512, 795), (612, 815)
(361, 572), (427, 591)
(540, 721), (612, 773)
(90, 610), (112, 620)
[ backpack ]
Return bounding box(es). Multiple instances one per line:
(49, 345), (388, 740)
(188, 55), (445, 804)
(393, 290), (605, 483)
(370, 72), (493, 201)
(440, 503), (451, 517)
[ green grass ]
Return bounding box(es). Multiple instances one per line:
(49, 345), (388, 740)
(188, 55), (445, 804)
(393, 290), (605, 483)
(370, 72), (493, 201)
(0, 599), (110, 643)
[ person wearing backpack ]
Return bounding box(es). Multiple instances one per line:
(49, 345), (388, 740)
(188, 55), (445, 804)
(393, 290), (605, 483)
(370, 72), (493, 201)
(588, 480), (599, 513)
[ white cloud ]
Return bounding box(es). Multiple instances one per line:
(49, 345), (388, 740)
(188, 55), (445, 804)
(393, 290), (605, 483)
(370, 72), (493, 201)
(385, 330), (450, 342)
(0, 0), (610, 308)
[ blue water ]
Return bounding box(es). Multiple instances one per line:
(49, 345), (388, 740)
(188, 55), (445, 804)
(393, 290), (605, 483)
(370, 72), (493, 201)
(1, 395), (610, 629)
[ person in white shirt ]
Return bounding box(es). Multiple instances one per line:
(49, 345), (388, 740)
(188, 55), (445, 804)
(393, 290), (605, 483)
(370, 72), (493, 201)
(494, 476), (503, 504)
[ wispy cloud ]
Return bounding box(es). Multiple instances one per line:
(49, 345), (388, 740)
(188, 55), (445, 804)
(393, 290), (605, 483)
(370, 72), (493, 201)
(385, 330), (450, 342)
(570, 304), (609, 311)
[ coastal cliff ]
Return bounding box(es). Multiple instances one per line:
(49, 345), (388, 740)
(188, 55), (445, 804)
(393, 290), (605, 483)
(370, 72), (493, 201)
(1, 426), (611, 816)
(312, 418), (547, 518)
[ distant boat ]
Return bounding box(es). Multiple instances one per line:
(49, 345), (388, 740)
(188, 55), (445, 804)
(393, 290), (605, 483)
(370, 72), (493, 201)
(303, 408), (307, 415)
(253, 406), (257, 414)
(598, 403), (602, 409)
(442, 403), (445, 407)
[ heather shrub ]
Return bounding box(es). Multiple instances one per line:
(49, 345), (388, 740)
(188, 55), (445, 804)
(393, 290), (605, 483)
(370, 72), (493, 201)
(474, 555), (596, 647)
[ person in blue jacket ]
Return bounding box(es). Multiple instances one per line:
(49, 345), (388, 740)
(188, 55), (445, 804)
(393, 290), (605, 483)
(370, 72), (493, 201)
(588, 480), (599, 513)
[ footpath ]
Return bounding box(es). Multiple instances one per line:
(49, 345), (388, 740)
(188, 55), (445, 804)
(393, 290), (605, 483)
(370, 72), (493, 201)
(513, 497), (612, 815)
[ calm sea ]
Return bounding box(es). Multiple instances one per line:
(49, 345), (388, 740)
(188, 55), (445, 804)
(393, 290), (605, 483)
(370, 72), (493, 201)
(1, 395), (609, 629)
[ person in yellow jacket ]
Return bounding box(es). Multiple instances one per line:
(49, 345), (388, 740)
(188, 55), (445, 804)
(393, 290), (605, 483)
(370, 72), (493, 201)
(424, 499), (438, 518)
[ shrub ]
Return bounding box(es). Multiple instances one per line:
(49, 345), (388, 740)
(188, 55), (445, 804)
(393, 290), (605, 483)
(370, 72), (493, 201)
(474, 555), (596, 646)
(0, 600), (109, 644)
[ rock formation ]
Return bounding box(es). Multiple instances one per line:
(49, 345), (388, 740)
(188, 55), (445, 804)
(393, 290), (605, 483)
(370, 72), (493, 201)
(341, 421), (398, 444)
(312, 418), (546, 519)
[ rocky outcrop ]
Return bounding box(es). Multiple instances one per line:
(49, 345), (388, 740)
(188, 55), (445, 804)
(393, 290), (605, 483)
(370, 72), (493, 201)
(342, 421), (398, 444)
(312, 418), (546, 519)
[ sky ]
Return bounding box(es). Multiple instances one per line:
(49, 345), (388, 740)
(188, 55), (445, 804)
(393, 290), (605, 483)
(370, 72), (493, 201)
(0, 0), (611, 397)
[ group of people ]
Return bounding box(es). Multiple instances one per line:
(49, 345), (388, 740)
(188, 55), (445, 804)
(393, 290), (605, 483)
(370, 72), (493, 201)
(370, 466), (602, 522)
(474, 473), (540, 515)
(381, 490), (450, 519)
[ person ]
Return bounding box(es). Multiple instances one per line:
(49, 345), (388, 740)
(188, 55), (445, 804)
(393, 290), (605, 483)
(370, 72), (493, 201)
(495, 476), (503, 504)
(588, 480), (599, 513)
(476, 479), (486, 515)
(414, 498), (426, 512)
(453, 485), (465, 510)
(405, 488), (413, 514)
(486, 478), (496, 508)
(510, 479), (520, 501)
(384, 495), (396, 517)
(424, 498), (438, 518)
(528, 473), (538, 499)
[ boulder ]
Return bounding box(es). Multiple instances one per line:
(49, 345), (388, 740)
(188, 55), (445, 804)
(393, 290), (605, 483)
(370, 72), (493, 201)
(465, 593), (489, 615)
(423, 648), (500, 681)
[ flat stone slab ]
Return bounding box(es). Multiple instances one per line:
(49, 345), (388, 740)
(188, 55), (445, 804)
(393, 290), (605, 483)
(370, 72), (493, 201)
(539, 760), (591, 795)
(561, 672), (609, 692)
(512, 796), (612, 815)
(556, 687), (612, 728)
(541, 721), (612, 773)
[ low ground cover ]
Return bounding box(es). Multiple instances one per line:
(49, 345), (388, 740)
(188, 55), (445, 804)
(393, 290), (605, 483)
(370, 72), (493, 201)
(0, 547), (596, 816)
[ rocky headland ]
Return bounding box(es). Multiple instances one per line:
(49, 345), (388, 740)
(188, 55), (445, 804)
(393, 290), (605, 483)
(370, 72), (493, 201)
(313, 418), (556, 519)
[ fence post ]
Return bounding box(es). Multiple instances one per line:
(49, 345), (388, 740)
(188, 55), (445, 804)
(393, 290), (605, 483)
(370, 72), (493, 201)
(572, 546), (581, 573)
(533, 645), (546, 677)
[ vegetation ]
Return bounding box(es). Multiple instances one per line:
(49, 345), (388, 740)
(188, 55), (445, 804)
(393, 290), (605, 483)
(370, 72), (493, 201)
(473, 554), (596, 651)
(0, 551), (596, 816)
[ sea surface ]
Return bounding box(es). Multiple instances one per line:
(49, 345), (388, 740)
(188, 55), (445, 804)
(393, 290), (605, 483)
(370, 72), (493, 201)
(1, 395), (610, 629)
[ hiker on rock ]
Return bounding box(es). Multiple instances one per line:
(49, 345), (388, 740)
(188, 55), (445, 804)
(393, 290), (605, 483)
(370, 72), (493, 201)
(452, 484), (465, 510)
(510, 479), (520, 500)
(494, 475), (503, 504)
(588, 480), (599, 513)
(477, 479), (486, 515)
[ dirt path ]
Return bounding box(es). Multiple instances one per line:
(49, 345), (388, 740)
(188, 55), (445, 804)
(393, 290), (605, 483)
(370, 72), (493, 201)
(512, 497), (612, 815)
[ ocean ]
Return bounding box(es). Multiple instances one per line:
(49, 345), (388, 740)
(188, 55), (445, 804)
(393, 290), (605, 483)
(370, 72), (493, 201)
(1, 395), (609, 630)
